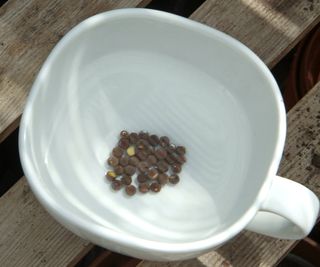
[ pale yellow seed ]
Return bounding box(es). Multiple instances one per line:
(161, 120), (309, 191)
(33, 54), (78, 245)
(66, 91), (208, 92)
(107, 171), (116, 178)
(127, 146), (135, 156)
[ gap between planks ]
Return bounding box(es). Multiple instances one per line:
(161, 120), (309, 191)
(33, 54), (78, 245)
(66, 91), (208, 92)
(0, 0), (319, 144)
(1, 0), (320, 266)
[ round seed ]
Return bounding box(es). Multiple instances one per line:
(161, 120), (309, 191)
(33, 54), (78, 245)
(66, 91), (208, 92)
(127, 146), (135, 156)
(125, 185), (136, 196)
(146, 155), (157, 166)
(106, 171), (117, 181)
(118, 138), (130, 149)
(107, 156), (119, 167)
(166, 143), (176, 154)
(114, 165), (124, 175)
(176, 146), (186, 155)
(120, 130), (129, 138)
(176, 155), (186, 164)
(137, 173), (148, 183)
(119, 156), (129, 167)
(124, 165), (136, 176)
(169, 153), (180, 164)
(155, 148), (167, 160)
(157, 160), (169, 172)
(150, 182), (161, 193)
(158, 173), (168, 185)
(139, 183), (149, 193)
(121, 175), (132, 185)
(147, 168), (159, 180)
(111, 180), (122, 191)
(160, 136), (170, 147)
(171, 163), (181, 173)
(112, 147), (124, 158)
(139, 131), (149, 140)
(137, 150), (148, 161)
(144, 144), (153, 154)
(136, 139), (148, 151)
(169, 174), (180, 184)
(129, 156), (139, 166)
(129, 132), (139, 144)
(165, 154), (175, 165)
(149, 134), (159, 146)
(138, 161), (149, 173)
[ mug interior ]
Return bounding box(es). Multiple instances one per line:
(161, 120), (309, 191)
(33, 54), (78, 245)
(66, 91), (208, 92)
(21, 11), (284, 244)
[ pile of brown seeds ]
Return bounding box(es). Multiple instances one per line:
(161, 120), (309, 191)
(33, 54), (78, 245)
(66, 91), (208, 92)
(105, 130), (186, 196)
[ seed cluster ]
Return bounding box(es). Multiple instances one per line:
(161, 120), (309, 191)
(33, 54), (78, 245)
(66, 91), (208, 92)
(105, 130), (186, 196)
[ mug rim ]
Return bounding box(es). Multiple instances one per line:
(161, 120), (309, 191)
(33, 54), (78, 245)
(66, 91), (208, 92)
(18, 8), (286, 255)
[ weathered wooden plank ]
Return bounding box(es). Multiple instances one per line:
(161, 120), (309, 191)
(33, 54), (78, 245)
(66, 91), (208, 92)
(139, 82), (320, 267)
(0, 177), (92, 266)
(0, 1), (149, 265)
(0, 0), (149, 143)
(1, 0), (319, 266)
(139, 2), (320, 265)
(190, 0), (320, 68)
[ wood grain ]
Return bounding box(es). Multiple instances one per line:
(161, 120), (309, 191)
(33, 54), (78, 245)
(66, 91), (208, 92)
(139, 2), (320, 265)
(139, 82), (320, 267)
(1, 0), (320, 266)
(0, 0), (149, 144)
(0, 0), (148, 266)
(190, 0), (320, 68)
(0, 177), (93, 267)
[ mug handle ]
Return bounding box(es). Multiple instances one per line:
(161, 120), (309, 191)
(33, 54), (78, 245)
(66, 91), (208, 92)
(245, 176), (319, 239)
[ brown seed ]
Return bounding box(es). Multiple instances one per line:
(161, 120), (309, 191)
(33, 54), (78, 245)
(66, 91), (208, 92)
(149, 134), (160, 146)
(157, 160), (169, 172)
(165, 154), (175, 165)
(171, 163), (182, 173)
(121, 175), (132, 185)
(112, 147), (124, 158)
(129, 132), (139, 144)
(166, 144), (176, 154)
(176, 155), (186, 164)
(118, 138), (130, 149)
(137, 173), (148, 183)
(111, 180), (122, 191)
(107, 156), (119, 167)
(137, 150), (148, 161)
(169, 153), (184, 164)
(160, 136), (170, 147)
(176, 146), (186, 155)
(124, 165), (136, 176)
(147, 155), (157, 166)
(150, 182), (161, 193)
(129, 156), (139, 166)
(158, 173), (168, 185)
(119, 156), (129, 167)
(139, 183), (149, 193)
(126, 146), (135, 156)
(138, 161), (149, 173)
(106, 171), (117, 181)
(120, 130), (129, 138)
(169, 174), (180, 184)
(136, 139), (149, 151)
(114, 165), (124, 175)
(139, 131), (149, 140)
(144, 144), (153, 154)
(147, 168), (159, 180)
(125, 185), (137, 196)
(155, 148), (167, 160)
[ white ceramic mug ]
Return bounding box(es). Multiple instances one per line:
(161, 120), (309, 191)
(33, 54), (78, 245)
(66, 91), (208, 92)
(19, 9), (319, 261)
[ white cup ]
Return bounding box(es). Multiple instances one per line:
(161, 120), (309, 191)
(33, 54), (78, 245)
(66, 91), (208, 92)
(19, 9), (319, 261)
